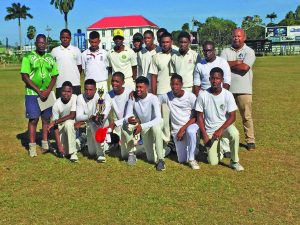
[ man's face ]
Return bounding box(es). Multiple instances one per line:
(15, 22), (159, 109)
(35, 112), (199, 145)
(136, 83), (148, 98)
(144, 33), (154, 47)
(203, 44), (216, 62)
(35, 37), (47, 53)
(60, 32), (71, 48)
(61, 86), (73, 102)
(179, 37), (190, 52)
(111, 75), (124, 92)
(113, 36), (124, 47)
(133, 40), (143, 50)
(209, 72), (223, 89)
(161, 37), (172, 52)
(84, 84), (96, 100)
(89, 38), (100, 51)
(171, 78), (183, 95)
(232, 29), (246, 49)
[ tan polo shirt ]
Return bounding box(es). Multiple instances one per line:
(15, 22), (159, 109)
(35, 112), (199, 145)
(107, 45), (137, 78)
(149, 49), (177, 95)
(170, 49), (200, 88)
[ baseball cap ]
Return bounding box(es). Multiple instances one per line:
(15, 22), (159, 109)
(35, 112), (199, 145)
(133, 32), (143, 42)
(113, 29), (124, 38)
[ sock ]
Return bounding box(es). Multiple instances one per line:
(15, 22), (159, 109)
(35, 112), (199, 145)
(41, 140), (49, 150)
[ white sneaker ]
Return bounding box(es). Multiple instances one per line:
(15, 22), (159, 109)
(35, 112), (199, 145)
(97, 155), (106, 163)
(229, 161), (244, 171)
(189, 160), (200, 170)
(70, 153), (78, 163)
(29, 148), (37, 157)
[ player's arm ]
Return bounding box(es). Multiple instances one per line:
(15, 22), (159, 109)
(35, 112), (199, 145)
(213, 111), (236, 140)
(40, 75), (57, 100)
(193, 85), (201, 97)
(21, 73), (42, 96)
(193, 64), (201, 96)
(197, 111), (210, 145)
(132, 65), (137, 81)
(177, 110), (197, 141)
(151, 74), (157, 95)
(227, 60), (250, 75)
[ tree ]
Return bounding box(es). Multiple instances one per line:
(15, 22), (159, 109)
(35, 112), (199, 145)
(50, 0), (75, 29)
(4, 2), (33, 53)
(277, 10), (300, 26)
(295, 5), (300, 20)
(241, 15), (265, 40)
(181, 23), (190, 32)
(266, 12), (277, 24)
(198, 17), (237, 47)
(27, 25), (36, 50)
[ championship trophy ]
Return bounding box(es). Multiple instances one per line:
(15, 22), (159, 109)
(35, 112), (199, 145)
(95, 87), (105, 126)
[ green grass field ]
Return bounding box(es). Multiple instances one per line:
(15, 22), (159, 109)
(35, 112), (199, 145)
(0, 56), (299, 225)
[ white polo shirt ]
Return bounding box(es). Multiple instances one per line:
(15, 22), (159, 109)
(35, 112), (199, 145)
(51, 45), (81, 88)
(193, 56), (231, 91)
(170, 49), (200, 88)
(52, 94), (77, 120)
(81, 48), (109, 82)
(149, 49), (177, 95)
(107, 46), (137, 79)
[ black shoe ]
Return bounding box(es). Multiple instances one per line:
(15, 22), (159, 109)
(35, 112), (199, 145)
(247, 143), (256, 151)
(156, 160), (166, 171)
(224, 152), (231, 158)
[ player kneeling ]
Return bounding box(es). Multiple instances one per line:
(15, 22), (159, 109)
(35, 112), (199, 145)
(48, 81), (78, 162)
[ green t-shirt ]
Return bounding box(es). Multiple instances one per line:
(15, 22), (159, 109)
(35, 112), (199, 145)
(21, 51), (59, 95)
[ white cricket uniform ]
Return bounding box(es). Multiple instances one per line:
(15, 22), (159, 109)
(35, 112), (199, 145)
(107, 46), (137, 90)
(81, 48), (109, 93)
(137, 46), (160, 89)
(52, 94), (77, 154)
(195, 88), (240, 165)
(124, 93), (164, 162)
(76, 92), (105, 157)
(159, 91), (198, 162)
(170, 49), (200, 91)
(193, 56), (231, 91)
(51, 45), (82, 88)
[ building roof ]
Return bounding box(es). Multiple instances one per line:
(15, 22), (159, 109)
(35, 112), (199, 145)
(87, 15), (158, 29)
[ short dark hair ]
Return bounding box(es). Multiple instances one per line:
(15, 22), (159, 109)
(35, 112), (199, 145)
(135, 76), (149, 86)
(171, 74), (183, 83)
(210, 67), (224, 77)
(36, 34), (46, 41)
(133, 32), (143, 42)
(157, 28), (168, 35)
(84, 79), (96, 86)
(62, 81), (73, 88)
(202, 41), (215, 49)
(144, 30), (154, 37)
(60, 29), (71, 37)
(160, 32), (173, 40)
(112, 72), (125, 81)
(89, 31), (100, 39)
(178, 31), (191, 41)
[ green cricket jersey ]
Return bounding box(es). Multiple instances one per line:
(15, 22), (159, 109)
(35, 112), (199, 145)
(21, 51), (59, 95)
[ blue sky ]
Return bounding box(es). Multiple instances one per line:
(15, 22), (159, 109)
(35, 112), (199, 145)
(1, 0), (299, 46)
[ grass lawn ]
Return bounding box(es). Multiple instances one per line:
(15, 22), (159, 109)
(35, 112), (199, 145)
(0, 56), (299, 225)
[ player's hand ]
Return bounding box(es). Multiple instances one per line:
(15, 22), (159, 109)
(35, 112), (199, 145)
(74, 121), (85, 129)
(108, 122), (116, 131)
(134, 124), (142, 135)
(47, 121), (55, 132)
(128, 116), (138, 125)
(129, 91), (135, 100)
(40, 89), (51, 101)
(213, 128), (223, 140)
(176, 127), (186, 141)
(203, 134), (210, 146)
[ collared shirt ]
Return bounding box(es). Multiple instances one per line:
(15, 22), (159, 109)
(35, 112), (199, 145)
(137, 46), (160, 82)
(220, 44), (256, 94)
(107, 45), (137, 78)
(170, 49), (200, 88)
(193, 56), (231, 90)
(81, 48), (109, 82)
(21, 51), (59, 95)
(51, 45), (81, 88)
(149, 49), (178, 95)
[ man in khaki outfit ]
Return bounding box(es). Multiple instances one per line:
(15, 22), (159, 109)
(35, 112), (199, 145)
(221, 28), (256, 150)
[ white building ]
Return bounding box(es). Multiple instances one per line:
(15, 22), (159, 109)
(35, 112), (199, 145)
(87, 15), (159, 50)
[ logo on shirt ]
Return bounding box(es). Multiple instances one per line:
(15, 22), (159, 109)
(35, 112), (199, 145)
(120, 54), (127, 61)
(220, 104), (225, 111)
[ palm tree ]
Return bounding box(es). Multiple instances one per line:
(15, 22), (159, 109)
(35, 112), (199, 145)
(266, 12), (277, 23)
(4, 2), (33, 53)
(50, 0), (75, 29)
(27, 25), (36, 51)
